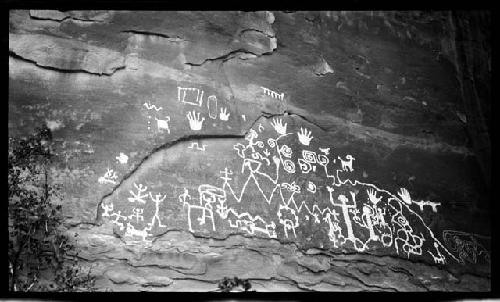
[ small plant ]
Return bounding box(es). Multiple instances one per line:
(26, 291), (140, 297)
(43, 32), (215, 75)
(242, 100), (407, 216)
(8, 125), (95, 291)
(217, 277), (252, 292)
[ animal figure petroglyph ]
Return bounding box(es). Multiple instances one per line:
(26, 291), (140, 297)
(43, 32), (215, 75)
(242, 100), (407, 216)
(100, 110), (473, 266)
(338, 155), (355, 172)
(319, 147), (330, 155)
(98, 168), (118, 185)
(125, 222), (152, 241)
(110, 211), (127, 231)
(154, 116), (171, 133)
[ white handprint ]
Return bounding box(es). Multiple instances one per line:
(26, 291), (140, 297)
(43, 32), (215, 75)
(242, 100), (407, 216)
(270, 118), (287, 135)
(366, 188), (382, 206)
(219, 107), (230, 121)
(297, 127), (313, 145)
(187, 110), (205, 131)
(397, 188), (412, 205)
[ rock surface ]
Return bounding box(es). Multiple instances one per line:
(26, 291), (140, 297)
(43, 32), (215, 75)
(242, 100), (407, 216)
(9, 10), (490, 291)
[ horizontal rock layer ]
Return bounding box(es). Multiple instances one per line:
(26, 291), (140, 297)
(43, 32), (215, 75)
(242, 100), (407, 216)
(9, 10), (490, 291)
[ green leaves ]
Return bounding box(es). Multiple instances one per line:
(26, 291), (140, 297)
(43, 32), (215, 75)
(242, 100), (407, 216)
(8, 125), (95, 292)
(217, 277), (253, 292)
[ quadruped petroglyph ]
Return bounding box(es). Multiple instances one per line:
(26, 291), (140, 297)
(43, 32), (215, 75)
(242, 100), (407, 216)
(98, 85), (487, 267)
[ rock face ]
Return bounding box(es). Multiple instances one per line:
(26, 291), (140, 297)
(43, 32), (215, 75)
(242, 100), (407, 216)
(9, 10), (491, 291)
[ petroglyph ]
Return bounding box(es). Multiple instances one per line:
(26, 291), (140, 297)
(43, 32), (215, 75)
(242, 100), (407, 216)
(413, 200), (441, 213)
(143, 102), (163, 111)
(188, 142), (207, 151)
(261, 86), (284, 101)
(128, 183), (148, 204)
(97, 89), (481, 266)
(207, 95), (218, 119)
(187, 110), (205, 131)
(443, 230), (490, 264)
(319, 147), (330, 155)
(169, 118), (466, 265)
(98, 168), (118, 185)
(178, 87), (204, 106)
(219, 107), (230, 121)
(297, 127), (313, 146)
(154, 116), (171, 133)
(116, 152), (129, 164)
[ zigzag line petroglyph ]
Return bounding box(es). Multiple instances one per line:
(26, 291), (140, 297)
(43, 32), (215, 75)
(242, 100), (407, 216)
(174, 119), (463, 264)
(143, 102), (163, 111)
(100, 93), (475, 265)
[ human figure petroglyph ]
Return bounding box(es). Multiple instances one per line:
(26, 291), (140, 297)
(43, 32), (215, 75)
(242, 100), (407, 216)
(101, 202), (114, 217)
(166, 114), (466, 265)
(148, 192), (167, 228)
(128, 183), (148, 204)
(277, 204), (299, 238)
(178, 87), (204, 106)
(186, 110), (205, 131)
(110, 210), (127, 231)
(338, 155), (355, 172)
(128, 208), (144, 223)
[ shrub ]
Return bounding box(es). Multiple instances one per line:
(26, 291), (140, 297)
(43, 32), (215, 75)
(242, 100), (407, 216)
(8, 125), (95, 291)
